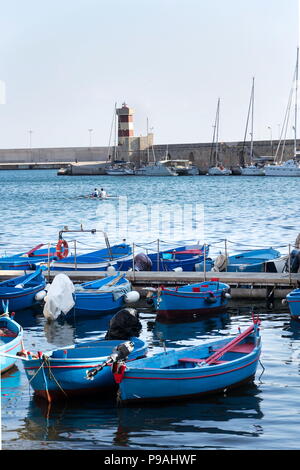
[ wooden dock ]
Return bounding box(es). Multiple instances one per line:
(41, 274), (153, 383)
(0, 269), (299, 299)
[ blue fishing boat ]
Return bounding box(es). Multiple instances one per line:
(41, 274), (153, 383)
(117, 244), (210, 272)
(0, 244), (57, 270)
(0, 312), (24, 374)
(0, 269), (46, 313)
(71, 273), (139, 318)
(50, 242), (132, 272)
(114, 319), (261, 404)
(286, 289), (300, 320)
(23, 337), (148, 401)
(151, 280), (231, 321)
(44, 272), (139, 320)
(197, 248), (283, 273)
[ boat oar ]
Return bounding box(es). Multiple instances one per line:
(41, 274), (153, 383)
(0, 351), (29, 361)
(25, 244), (44, 257)
(202, 319), (260, 367)
(86, 341), (134, 380)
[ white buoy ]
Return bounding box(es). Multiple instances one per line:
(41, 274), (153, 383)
(282, 298), (288, 305)
(224, 293), (231, 299)
(35, 290), (47, 301)
(106, 265), (116, 276)
(124, 291), (140, 304)
(172, 267), (183, 272)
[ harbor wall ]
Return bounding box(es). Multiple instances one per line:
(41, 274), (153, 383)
(0, 139), (296, 172)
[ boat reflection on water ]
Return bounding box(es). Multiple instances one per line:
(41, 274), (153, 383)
(18, 382), (263, 449)
(1, 367), (22, 405)
(19, 396), (118, 446)
(114, 384), (264, 448)
(152, 312), (231, 348)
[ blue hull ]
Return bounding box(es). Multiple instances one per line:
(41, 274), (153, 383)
(0, 270), (46, 313)
(51, 243), (132, 272)
(0, 247), (57, 270)
(197, 248), (282, 273)
(69, 295), (125, 318)
(117, 245), (209, 272)
(24, 337), (148, 401)
(0, 316), (23, 374)
(68, 273), (131, 318)
(153, 281), (230, 321)
(287, 289), (300, 320)
(117, 325), (261, 403)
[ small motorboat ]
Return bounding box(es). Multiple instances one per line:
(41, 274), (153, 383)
(117, 244), (210, 272)
(0, 312), (24, 374)
(43, 272), (140, 320)
(150, 280), (231, 321)
(286, 289), (300, 320)
(24, 337), (147, 401)
(0, 244), (57, 270)
(0, 269), (46, 313)
(50, 242), (132, 272)
(198, 248), (283, 273)
(114, 318), (261, 404)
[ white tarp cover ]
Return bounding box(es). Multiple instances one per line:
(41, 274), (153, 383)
(43, 274), (75, 321)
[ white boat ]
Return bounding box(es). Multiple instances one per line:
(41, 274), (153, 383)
(135, 160), (178, 176)
(208, 98), (232, 176)
(106, 164), (135, 176)
(264, 48), (300, 177)
(264, 159), (300, 176)
(240, 165), (265, 176)
(208, 166), (232, 176)
(168, 160), (199, 175)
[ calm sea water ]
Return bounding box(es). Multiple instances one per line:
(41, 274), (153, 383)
(0, 170), (300, 451)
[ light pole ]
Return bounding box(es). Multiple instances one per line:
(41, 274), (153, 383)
(88, 128), (94, 148)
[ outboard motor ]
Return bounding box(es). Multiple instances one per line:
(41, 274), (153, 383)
(134, 253), (152, 271)
(105, 308), (142, 340)
(86, 341), (134, 380)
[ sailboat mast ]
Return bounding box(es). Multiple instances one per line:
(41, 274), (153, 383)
(215, 98), (220, 165)
(146, 117), (150, 164)
(294, 47), (299, 156)
(250, 77), (255, 163)
(113, 102), (117, 162)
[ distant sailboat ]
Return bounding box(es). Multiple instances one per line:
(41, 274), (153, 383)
(240, 77), (265, 176)
(265, 47), (300, 177)
(135, 119), (178, 176)
(208, 99), (232, 176)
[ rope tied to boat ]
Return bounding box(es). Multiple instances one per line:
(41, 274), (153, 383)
(28, 353), (68, 401)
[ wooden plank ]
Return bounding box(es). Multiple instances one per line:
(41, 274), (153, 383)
(0, 269), (299, 286)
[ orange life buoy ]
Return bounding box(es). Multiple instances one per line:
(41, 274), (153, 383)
(56, 239), (69, 259)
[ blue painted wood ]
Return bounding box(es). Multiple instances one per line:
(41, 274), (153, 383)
(152, 281), (231, 321)
(0, 315), (23, 374)
(117, 323), (261, 403)
(287, 288), (300, 320)
(0, 269), (46, 312)
(24, 337), (148, 401)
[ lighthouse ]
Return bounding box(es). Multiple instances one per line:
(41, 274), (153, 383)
(115, 102), (153, 163)
(117, 103), (134, 141)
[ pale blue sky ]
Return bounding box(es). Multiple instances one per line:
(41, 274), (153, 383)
(0, 0), (299, 148)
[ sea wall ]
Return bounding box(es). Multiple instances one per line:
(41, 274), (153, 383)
(0, 139), (296, 172)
